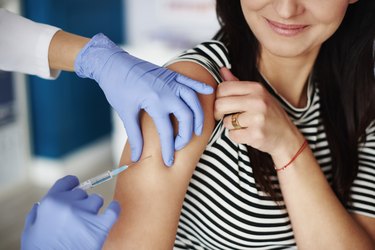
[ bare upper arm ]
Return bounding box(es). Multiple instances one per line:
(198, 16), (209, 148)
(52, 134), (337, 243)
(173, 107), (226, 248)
(104, 61), (217, 250)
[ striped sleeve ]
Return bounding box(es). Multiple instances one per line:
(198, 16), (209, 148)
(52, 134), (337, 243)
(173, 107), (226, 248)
(165, 40), (231, 84)
(348, 121), (375, 217)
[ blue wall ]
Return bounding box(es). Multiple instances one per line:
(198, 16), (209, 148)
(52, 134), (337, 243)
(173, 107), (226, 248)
(0, 71), (15, 127)
(23, 0), (125, 158)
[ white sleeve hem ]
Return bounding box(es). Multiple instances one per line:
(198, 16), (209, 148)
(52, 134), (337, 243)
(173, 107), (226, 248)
(0, 9), (61, 79)
(34, 24), (61, 79)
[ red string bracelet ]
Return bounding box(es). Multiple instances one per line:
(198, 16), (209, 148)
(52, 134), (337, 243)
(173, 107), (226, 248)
(275, 140), (308, 172)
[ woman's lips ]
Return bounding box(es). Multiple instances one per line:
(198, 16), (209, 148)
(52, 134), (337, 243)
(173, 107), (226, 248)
(266, 18), (309, 37)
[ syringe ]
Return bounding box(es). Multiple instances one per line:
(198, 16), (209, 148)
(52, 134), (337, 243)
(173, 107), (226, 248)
(77, 156), (151, 190)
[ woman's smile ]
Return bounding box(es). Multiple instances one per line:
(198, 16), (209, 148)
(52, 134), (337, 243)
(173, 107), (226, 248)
(265, 18), (309, 37)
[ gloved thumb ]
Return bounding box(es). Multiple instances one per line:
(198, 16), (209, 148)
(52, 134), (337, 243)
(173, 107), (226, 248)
(23, 203), (39, 229)
(176, 74), (213, 95)
(220, 67), (239, 81)
(48, 175), (79, 194)
(99, 201), (121, 230)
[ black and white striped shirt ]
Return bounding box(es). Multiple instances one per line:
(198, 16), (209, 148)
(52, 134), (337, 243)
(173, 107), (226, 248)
(166, 41), (375, 249)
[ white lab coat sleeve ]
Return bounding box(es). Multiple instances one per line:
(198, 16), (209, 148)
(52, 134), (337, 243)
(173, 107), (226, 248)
(0, 9), (61, 79)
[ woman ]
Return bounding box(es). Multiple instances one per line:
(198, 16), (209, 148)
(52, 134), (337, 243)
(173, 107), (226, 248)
(105, 0), (375, 249)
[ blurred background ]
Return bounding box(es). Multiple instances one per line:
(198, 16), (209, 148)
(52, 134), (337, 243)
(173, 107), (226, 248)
(0, 0), (219, 248)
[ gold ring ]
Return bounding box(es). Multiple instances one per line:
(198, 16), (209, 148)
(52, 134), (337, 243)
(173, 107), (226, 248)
(231, 113), (243, 130)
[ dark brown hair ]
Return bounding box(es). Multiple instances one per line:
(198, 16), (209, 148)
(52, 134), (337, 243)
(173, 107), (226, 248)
(214, 0), (375, 204)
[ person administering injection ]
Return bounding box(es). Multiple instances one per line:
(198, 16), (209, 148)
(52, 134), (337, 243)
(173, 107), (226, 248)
(21, 156), (150, 250)
(21, 175), (120, 250)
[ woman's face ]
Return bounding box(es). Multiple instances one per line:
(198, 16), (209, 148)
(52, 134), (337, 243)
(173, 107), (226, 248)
(240, 0), (358, 58)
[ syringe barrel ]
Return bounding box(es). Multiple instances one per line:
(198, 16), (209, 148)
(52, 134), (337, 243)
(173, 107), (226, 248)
(77, 180), (92, 190)
(89, 170), (112, 187)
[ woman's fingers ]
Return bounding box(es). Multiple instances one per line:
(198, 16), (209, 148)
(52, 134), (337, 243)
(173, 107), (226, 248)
(215, 96), (247, 118)
(215, 91), (267, 120)
(216, 68), (280, 149)
(216, 68), (265, 121)
(215, 81), (266, 119)
(220, 67), (239, 81)
(223, 111), (265, 131)
(216, 81), (255, 98)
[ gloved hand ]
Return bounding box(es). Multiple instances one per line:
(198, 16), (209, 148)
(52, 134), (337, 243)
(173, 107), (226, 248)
(75, 33), (213, 166)
(21, 175), (120, 250)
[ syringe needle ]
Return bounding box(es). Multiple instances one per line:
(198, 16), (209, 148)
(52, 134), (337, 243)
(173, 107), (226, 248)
(78, 155), (152, 190)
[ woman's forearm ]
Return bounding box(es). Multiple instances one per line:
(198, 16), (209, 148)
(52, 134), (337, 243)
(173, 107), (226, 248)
(48, 30), (89, 71)
(277, 146), (374, 249)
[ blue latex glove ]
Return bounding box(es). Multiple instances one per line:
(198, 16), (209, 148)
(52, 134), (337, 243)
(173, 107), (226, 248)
(75, 33), (213, 166)
(21, 175), (120, 250)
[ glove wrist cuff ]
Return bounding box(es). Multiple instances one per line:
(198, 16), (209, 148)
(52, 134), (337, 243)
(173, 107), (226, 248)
(74, 33), (126, 81)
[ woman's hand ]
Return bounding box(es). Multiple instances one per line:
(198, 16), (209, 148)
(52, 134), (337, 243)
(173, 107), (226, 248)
(214, 67), (304, 166)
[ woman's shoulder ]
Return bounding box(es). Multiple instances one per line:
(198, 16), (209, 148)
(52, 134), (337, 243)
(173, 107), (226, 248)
(176, 40), (231, 67)
(165, 40), (232, 84)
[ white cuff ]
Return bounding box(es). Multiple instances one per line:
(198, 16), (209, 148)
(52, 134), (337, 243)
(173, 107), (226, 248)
(0, 9), (61, 79)
(34, 24), (61, 79)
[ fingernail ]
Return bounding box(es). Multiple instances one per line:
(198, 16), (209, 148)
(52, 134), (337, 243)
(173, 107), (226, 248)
(195, 125), (203, 136)
(167, 157), (174, 167)
(175, 139), (186, 151)
(131, 154), (139, 162)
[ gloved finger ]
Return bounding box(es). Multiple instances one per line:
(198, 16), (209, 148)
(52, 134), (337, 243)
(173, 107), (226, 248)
(121, 112), (143, 162)
(98, 201), (121, 230)
(151, 115), (174, 167)
(48, 175), (79, 194)
(170, 97), (194, 151)
(74, 194), (104, 214)
(23, 203), (39, 229)
(178, 86), (205, 136)
(57, 188), (88, 201)
(176, 74), (214, 95)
